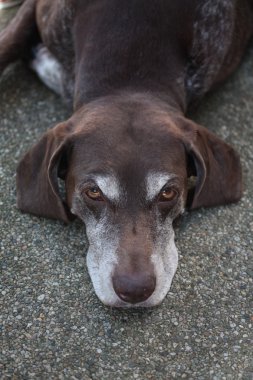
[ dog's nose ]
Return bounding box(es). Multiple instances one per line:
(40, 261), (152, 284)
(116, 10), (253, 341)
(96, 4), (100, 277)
(112, 273), (156, 304)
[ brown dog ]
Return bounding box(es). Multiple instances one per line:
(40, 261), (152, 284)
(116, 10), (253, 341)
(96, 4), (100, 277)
(0, 0), (252, 307)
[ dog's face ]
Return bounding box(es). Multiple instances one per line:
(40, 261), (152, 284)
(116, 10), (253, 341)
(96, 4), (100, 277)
(65, 109), (188, 307)
(16, 95), (242, 307)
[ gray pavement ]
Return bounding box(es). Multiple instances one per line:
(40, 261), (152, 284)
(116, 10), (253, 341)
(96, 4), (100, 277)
(0, 7), (252, 380)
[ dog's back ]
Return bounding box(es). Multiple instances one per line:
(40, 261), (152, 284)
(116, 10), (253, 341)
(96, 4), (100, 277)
(1, 0), (253, 110)
(37, 0), (253, 109)
(72, 0), (195, 106)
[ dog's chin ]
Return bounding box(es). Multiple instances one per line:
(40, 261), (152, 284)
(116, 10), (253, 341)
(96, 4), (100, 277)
(86, 237), (179, 308)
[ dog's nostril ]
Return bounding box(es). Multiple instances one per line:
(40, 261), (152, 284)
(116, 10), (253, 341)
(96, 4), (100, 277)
(112, 274), (156, 304)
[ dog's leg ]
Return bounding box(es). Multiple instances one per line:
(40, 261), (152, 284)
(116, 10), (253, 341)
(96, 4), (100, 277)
(186, 0), (253, 105)
(0, 0), (38, 75)
(214, 0), (253, 85)
(30, 44), (64, 95)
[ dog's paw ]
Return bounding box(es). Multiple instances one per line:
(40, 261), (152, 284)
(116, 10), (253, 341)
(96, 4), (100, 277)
(30, 44), (63, 95)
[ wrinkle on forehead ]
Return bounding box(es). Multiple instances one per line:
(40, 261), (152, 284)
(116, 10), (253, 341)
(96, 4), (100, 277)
(146, 172), (177, 201)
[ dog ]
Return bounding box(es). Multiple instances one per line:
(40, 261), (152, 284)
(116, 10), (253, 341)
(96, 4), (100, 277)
(0, 0), (252, 307)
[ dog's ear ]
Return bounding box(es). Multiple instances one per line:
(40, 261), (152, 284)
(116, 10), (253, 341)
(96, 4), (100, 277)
(182, 121), (242, 209)
(16, 122), (75, 222)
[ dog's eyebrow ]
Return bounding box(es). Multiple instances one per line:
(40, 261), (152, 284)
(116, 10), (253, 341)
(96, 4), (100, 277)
(146, 173), (178, 201)
(93, 174), (121, 201)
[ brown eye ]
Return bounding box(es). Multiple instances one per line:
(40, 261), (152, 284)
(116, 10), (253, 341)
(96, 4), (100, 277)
(85, 187), (104, 201)
(158, 188), (178, 202)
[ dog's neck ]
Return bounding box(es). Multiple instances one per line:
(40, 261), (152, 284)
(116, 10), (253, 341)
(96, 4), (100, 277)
(72, 1), (193, 113)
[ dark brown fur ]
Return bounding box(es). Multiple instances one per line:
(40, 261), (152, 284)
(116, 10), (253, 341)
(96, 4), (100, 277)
(0, 0), (252, 305)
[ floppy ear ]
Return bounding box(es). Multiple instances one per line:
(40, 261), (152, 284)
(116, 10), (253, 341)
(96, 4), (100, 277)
(183, 122), (243, 209)
(16, 122), (75, 222)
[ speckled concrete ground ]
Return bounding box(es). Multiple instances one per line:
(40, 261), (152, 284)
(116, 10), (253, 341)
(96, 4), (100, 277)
(0, 7), (252, 380)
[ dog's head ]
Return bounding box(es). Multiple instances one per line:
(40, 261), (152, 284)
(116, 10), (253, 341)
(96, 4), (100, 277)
(16, 94), (242, 307)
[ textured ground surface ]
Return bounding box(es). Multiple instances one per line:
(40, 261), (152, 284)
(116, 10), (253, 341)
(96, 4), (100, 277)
(0, 7), (252, 380)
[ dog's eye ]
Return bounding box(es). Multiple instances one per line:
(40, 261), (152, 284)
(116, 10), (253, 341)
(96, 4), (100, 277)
(158, 188), (178, 202)
(85, 187), (104, 201)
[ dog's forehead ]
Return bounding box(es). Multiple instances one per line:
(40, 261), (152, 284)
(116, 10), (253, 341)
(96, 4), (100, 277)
(71, 132), (186, 177)
(70, 102), (188, 197)
(71, 124), (186, 170)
